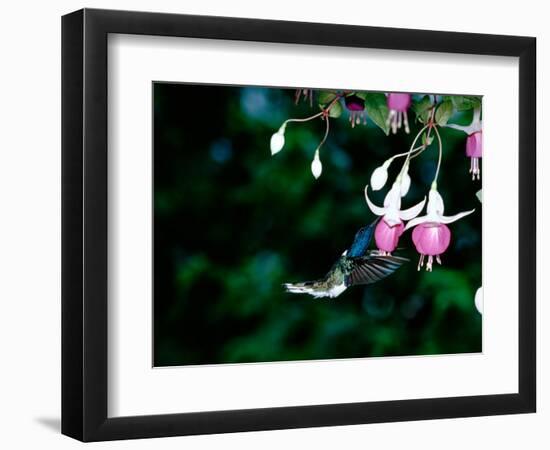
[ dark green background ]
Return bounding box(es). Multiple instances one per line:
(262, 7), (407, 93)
(153, 83), (481, 367)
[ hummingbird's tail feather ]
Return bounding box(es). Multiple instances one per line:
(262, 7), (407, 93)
(283, 281), (313, 294)
(283, 279), (344, 298)
(283, 281), (317, 294)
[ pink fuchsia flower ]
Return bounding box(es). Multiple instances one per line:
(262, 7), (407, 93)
(405, 188), (475, 271)
(345, 94), (366, 128)
(374, 219), (404, 253)
(365, 183), (425, 254)
(466, 131), (482, 180)
(386, 93), (411, 134)
(411, 223), (451, 271)
(446, 107), (482, 181)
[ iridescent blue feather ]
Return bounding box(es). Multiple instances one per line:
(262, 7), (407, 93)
(347, 219), (378, 257)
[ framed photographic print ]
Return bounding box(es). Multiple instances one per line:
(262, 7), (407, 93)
(62, 8), (536, 442)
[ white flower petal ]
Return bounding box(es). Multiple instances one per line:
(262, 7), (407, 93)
(364, 185), (386, 216)
(403, 214), (429, 231)
(476, 190), (482, 203)
(427, 189), (445, 216)
(400, 197), (426, 221)
(446, 122), (481, 135)
(439, 209), (475, 224)
(383, 183), (402, 209)
(475, 287), (483, 314)
(383, 210), (402, 226)
(400, 172), (411, 197)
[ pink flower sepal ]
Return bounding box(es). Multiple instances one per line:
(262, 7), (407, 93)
(405, 188), (475, 271)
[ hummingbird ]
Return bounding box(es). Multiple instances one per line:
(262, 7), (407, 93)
(283, 219), (408, 298)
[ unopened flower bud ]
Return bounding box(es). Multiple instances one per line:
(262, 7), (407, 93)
(270, 124), (286, 155)
(399, 163), (411, 197)
(370, 160), (391, 191)
(311, 150), (322, 179)
(475, 287), (483, 314)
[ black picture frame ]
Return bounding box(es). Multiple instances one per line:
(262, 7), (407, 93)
(62, 8), (536, 442)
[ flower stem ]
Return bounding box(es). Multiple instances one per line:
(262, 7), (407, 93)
(283, 110), (324, 125)
(409, 144), (429, 160)
(282, 94), (340, 132)
(398, 104), (440, 171)
(444, 106), (481, 135)
(317, 113), (330, 152)
(432, 124), (443, 186)
(388, 144), (427, 162)
(286, 94), (341, 124)
(399, 124), (429, 176)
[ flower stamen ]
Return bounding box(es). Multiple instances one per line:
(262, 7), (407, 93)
(386, 93), (412, 134)
(417, 254), (425, 271)
(426, 255), (433, 272)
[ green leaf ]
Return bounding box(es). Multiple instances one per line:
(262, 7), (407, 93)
(364, 93), (389, 135)
(327, 101), (343, 118)
(435, 99), (453, 125)
(318, 91), (342, 117)
(412, 95), (432, 114)
(412, 95), (433, 123)
(450, 95), (481, 111)
(422, 132), (434, 146)
(317, 91), (338, 107)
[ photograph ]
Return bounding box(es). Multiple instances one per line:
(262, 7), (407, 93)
(0, 0), (542, 447)
(153, 84), (483, 367)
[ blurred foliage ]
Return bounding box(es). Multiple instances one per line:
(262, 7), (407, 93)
(153, 83), (481, 366)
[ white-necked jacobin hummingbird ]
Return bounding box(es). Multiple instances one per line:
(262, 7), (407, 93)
(283, 219), (408, 298)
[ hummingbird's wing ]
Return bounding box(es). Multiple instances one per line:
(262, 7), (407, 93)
(345, 254), (408, 286)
